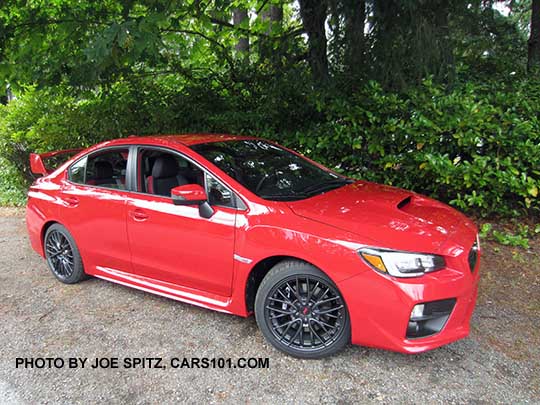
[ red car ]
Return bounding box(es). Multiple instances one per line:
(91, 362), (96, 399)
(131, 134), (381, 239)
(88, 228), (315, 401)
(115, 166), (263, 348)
(26, 134), (480, 358)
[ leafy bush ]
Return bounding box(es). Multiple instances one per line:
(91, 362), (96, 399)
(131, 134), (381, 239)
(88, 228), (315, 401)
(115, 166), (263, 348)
(0, 157), (27, 206)
(1, 76), (539, 218)
(293, 78), (540, 217)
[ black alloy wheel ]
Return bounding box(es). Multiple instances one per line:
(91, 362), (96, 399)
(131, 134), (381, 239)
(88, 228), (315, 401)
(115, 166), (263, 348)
(255, 260), (350, 358)
(44, 224), (87, 284)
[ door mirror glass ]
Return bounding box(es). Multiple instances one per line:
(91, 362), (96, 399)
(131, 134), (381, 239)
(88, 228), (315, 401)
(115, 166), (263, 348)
(171, 184), (207, 205)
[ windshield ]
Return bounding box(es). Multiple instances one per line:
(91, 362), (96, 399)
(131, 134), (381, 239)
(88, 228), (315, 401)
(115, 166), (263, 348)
(191, 140), (352, 201)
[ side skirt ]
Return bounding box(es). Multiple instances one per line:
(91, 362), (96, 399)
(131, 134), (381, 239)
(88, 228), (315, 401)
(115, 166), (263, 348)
(93, 266), (234, 314)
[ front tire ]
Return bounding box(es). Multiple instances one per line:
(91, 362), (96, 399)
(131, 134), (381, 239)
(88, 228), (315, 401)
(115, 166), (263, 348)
(44, 224), (87, 284)
(255, 260), (350, 359)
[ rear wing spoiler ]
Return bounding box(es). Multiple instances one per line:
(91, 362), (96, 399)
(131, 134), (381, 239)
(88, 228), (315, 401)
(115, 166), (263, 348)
(30, 148), (84, 176)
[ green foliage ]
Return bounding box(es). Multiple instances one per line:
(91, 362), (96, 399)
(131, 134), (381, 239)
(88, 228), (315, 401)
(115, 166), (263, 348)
(1, 75), (539, 219)
(0, 0), (300, 90)
(0, 0), (537, 259)
(0, 156), (26, 206)
(291, 77), (540, 217)
(479, 223), (493, 239)
(492, 228), (530, 249)
(2, 0), (531, 93)
(479, 222), (540, 249)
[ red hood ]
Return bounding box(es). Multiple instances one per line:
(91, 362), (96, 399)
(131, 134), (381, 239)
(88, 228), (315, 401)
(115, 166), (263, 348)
(287, 181), (476, 253)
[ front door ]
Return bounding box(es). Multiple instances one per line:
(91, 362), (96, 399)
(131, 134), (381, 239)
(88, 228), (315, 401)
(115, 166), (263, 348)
(126, 147), (237, 297)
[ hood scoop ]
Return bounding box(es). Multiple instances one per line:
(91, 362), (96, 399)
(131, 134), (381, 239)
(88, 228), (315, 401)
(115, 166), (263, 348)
(397, 196), (412, 210)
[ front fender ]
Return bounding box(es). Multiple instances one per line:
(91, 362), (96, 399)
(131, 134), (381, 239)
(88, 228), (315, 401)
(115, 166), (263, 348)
(227, 210), (374, 316)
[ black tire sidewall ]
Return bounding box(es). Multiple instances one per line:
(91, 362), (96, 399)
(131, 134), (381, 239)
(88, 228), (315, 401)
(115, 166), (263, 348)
(44, 224), (86, 284)
(255, 260), (351, 359)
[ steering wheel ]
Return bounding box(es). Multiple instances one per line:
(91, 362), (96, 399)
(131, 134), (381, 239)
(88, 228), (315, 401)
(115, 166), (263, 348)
(254, 165), (292, 194)
(255, 172), (278, 194)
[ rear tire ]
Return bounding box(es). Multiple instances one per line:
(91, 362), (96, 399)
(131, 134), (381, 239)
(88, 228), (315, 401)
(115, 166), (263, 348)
(255, 260), (350, 359)
(44, 224), (87, 284)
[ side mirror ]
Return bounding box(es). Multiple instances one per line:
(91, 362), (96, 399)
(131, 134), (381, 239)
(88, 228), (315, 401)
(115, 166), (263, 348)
(170, 184), (214, 218)
(171, 184), (207, 205)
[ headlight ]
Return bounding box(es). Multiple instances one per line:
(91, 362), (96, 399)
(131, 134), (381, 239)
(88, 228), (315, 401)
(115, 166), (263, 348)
(358, 247), (445, 278)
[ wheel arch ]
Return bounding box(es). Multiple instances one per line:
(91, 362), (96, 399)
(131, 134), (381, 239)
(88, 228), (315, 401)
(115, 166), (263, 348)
(244, 255), (332, 313)
(41, 220), (61, 248)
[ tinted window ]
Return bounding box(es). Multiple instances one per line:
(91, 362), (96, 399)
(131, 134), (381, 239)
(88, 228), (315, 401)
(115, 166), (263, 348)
(68, 149), (128, 190)
(137, 149), (204, 196)
(206, 173), (234, 208)
(191, 140), (351, 201)
(137, 148), (237, 208)
(68, 157), (86, 184)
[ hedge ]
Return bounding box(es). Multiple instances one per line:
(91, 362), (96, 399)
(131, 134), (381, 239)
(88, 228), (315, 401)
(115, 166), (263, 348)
(1, 77), (539, 217)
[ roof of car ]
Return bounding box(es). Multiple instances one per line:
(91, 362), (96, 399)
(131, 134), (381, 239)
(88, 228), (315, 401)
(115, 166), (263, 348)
(118, 133), (259, 146)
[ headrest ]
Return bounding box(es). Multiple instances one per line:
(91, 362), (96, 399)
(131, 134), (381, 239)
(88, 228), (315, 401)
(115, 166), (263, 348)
(94, 161), (113, 179)
(152, 155), (179, 179)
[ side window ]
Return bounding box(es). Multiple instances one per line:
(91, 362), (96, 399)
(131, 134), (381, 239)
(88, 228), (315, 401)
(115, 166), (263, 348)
(136, 148), (239, 208)
(68, 157), (87, 184)
(68, 149), (128, 190)
(206, 173), (235, 208)
(139, 149), (204, 196)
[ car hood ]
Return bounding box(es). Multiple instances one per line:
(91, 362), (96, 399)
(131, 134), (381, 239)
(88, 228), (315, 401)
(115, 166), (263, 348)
(287, 181), (476, 254)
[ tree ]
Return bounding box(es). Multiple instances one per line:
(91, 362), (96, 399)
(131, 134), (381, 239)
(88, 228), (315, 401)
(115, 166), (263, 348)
(529, 0), (540, 71)
(259, 3), (284, 60)
(260, 4), (284, 31)
(298, 0), (329, 82)
(369, 0), (459, 88)
(233, 8), (249, 54)
(343, 0), (365, 78)
(0, 0), (536, 91)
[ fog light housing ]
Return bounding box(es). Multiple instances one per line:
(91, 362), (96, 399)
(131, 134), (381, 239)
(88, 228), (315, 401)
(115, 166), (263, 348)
(468, 241), (479, 273)
(406, 298), (456, 339)
(410, 304), (425, 319)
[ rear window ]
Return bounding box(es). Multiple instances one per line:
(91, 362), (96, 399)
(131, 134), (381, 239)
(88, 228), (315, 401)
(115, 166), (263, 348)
(68, 149), (129, 190)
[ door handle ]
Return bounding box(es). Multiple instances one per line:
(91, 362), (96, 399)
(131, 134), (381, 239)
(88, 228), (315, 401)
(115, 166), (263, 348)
(63, 196), (79, 207)
(130, 209), (149, 222)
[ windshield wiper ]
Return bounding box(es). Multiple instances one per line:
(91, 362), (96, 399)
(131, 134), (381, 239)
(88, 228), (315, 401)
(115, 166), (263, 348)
(259, 180), (353, 201)
(259, 193), (309, 201)
(301, 179), (353, 195)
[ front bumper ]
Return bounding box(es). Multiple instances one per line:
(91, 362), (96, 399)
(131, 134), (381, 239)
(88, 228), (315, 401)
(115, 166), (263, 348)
(338, 249), (480, 354)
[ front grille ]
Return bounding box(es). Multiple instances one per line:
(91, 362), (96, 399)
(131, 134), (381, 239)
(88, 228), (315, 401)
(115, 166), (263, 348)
(424, 298), (457, 315)
(468, 242), (479, 272)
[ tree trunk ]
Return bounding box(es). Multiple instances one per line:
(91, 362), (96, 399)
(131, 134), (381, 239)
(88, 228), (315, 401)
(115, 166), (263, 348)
(6, 83), (14, 102)
(233, 8), (249, 54)
(528, 0), (540, 72)
(261, 4), (284, 29)
(343, 0), (366, 78)
(259, 4), (283, 60)
(299, 0), (329, 82)
(433, 0), (454, 82)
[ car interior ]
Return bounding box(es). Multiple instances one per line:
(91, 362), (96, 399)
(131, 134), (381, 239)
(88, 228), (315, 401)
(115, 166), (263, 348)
(139, 150), (204, 196)
(84, 150), (128, 189)
(138, 149), (234, 207)
(71, 147), (235, 207)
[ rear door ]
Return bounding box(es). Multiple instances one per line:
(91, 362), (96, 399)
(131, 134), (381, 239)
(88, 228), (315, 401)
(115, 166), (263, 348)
(125, 146), (237, 297)
(59, 147), (132, 273)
